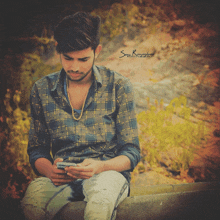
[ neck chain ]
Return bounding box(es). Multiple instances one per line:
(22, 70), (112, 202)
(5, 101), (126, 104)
(66, 77), (88, 121)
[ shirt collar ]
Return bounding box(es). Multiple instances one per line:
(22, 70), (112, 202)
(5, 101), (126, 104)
(51, 65), (102, 92)
(92, 65), (103, 89)
(51, 68), (66, 92)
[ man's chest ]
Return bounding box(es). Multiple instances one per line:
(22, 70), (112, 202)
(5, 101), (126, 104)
(68, 86), (90, 110)
(42, 88), (117, 144)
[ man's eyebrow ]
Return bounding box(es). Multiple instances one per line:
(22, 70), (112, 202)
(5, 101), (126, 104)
(78, 56), (90, 60)
(63, 54), (73, 59)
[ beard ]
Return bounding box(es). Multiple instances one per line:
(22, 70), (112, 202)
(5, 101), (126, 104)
(66, 57), (95, 82)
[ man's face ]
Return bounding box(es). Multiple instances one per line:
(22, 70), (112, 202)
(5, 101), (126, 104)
(60, 46), (101, 83)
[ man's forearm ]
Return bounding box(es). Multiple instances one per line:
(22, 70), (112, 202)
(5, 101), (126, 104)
(35, 158), (53, 177)
(102, 155), (131, 172)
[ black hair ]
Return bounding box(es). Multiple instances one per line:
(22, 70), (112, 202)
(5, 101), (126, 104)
(54, 12), (101, 53)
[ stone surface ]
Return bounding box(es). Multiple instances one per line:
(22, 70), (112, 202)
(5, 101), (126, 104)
(56, 182), (220, 220)
(133, 42), (220, 113)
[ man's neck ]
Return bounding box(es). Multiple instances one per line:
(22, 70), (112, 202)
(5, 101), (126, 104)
(67, 72), (94, 88)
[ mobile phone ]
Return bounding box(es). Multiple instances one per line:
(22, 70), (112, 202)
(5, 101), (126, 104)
(56, 162), (77, 169)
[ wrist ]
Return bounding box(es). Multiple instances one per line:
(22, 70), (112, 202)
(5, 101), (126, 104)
(101, 160), (106, 173)
(95, 160), (106, 174)
(45, 165), (53, 178)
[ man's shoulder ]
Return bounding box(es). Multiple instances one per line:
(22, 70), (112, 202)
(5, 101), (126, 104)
(34, 71), (61, 88)
(96, 65), (130, 85)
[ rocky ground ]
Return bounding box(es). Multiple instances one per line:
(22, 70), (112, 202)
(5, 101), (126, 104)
(47, 18), (220, 186)
(98, 19), (220, 186)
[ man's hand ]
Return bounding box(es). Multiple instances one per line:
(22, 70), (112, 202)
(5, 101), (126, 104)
(65, 158), (104, 179)
(35, 156), (131, 183)
(46, 158), (76, 186)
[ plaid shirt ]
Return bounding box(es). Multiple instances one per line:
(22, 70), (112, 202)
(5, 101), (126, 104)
(28, 65), (140, 182)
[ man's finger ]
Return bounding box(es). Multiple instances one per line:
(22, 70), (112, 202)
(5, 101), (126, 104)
(53, 167), (67, 176)
(67, 171), (93, 179)
(54, 158), (63, 165)
(52, 173), (72, 179)
(52, 175), (76, 183)
(66, 166), (93, 172)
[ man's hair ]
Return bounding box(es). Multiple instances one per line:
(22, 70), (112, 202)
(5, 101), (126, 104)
(54, 12), (101, 53)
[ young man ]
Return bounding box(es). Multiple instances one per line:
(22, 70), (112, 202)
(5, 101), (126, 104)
(21, 12), (140, 220)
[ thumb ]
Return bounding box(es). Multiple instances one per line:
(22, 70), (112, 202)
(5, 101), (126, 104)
(54, 158), (63, 165)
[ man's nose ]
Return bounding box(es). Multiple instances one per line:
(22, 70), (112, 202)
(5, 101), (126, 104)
(70, 61), (79, 72)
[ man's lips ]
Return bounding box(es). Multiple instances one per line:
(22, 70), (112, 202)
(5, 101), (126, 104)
(68, 72), (82, 77)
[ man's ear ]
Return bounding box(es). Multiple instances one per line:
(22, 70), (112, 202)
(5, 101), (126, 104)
(55, 41), (58, 46)
(95, 44), (102, 59)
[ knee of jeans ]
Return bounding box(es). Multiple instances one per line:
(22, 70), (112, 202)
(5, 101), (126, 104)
(99, 170), (126, 182)
(21, 177), (51, 207)
(22, 204), (46, 220)
(95, 195), (112, 204)
(102, 170), (119, 176)
(29, 177), (51, 186)
(86, 190), (114, 205)
(25, 177), (51, 191)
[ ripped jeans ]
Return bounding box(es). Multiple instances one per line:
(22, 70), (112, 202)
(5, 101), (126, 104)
(21, 170), (129, 220)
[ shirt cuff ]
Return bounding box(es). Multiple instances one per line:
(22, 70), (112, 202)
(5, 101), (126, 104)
(117, 144), (141, 172)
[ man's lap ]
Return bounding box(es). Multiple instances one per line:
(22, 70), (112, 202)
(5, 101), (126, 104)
(21, 171), (129, 220)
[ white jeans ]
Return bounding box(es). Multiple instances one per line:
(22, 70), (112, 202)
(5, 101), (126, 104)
(21, 170), (129, 220)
